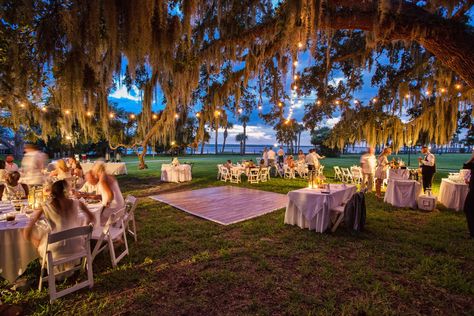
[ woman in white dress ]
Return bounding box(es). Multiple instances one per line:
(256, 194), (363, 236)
(25, 180), (94, 265)
(375, 147), (392, 198)
(262, 147), (268, 166)
(90, 162), (125, 225)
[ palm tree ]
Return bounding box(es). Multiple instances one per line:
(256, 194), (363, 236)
(221, 122), (233, 153)
(239, 115), (250, 155)
(235, 133), (248, 155)
(295, 123), (305, 153)
(200, 129), (211, 155)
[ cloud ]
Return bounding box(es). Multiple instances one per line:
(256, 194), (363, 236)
(109, 84), (141, 102)
(324, 116), (341, 128)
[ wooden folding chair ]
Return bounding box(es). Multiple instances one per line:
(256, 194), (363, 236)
(248, 168), (260, 184)
(229, 168), (242, 183)
(260, 167), (270, 182)
(333, 166), (343, 181)
(39, 225), (94, 303)
(91, 207), (129, 267)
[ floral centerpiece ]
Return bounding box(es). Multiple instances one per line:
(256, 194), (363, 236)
(171, 157), (180, 167)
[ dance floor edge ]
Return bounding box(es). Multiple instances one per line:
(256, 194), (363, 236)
(149, 186), (289, 225)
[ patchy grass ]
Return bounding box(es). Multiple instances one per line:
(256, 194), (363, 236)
(1, 154), (473, 315)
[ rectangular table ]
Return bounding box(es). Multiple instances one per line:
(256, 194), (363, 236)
(438, 178), (469, 211)
(384, 179), (421, 208)
(284, 184), (357, 233)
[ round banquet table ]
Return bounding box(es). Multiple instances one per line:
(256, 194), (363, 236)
(384, 179), (421, 208)
(438, 178), (469, 211)
(161, 164), (192, 183)
(0, 201), (103, 284)
(285, 184), (357, 233)
(48, 161), (128, 175)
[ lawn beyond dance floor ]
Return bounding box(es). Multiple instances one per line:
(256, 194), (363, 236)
(1, 154), (474, 315)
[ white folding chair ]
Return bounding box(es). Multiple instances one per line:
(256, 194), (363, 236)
(317, 165), (324, 177)
(260, 168), (270, 182)
(350, 166), (363, 184)
(284, 165), (295, 179)
(124, 195), (138, 242)
(219, 166), (230, 182)
(248, 168), (260, 184)
(217, 164), (223, 180)
(92, 207), (129, 267)
(297, 164), (308, 178)
(229, 168), (242, 183)
(39, 225), (94, 303)
(334, 166), (343, 181)
(340, 168), (351, 183)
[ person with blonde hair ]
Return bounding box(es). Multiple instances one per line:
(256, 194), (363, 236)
(90, 161), (124, 224)
(374, 147), (392, 198)
(1, 171), (26, 201)
(50, 159), (71, 181)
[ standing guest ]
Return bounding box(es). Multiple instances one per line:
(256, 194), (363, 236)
(105, 151), (110, 162)
(462, 151), (474, 239)
(312, 150), (325, 171)
(262, 147), (268, 166)
(1, 171), (26, 201)
(374, 147), (392, 198)
(360, 147), (377, 192)
(267, 147), (276, 166)
(297, 149), (305, 163)
(25, 180), (95, 266)
(418, 146), (436, 192)
(21, 144), (48, 185)
(90, 162), (124, 225)
(50, 159), (71, 181)
(5, 155), (19, 172)
(277, 146), (285, 166)
(115, 151), (122, 162)
(305, 149), (316, 178)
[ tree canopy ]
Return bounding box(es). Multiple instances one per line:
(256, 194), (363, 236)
(1, 0), (473, 159)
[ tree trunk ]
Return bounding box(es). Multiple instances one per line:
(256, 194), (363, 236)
(243, 123), (247, 155)
(221, 127), (228, 153)
(215, 125), (218, 155)
(200, 138), (205, 155)
(297, 131), (301, 152)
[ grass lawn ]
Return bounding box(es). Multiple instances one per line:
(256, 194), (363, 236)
(1, 154), (473, 315)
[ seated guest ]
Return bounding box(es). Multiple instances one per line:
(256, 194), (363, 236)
(247, 159), (256, 168)
(224, 160), (233, 170)
(5, 155), (19, 172)
(90, 162), (124, 224)
(50, 159), (71, 180)
(1, 171), (26, 201)
(25, 180), (95, 266)
(259, 159), (266, 168)
(72, 161), (84, 179)
(286, 155), (296, 169)
(76, 172), (98, 195)
(297, 150), (305, 163)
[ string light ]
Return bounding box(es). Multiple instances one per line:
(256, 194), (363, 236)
(65, 135), (72, 140)
(41, 107), (47, 112)
(258, 105), (262, 110)
(455, 83), (462, 90)
(152, 114), (158, 120)
(86, 111), (93, 117)
(297, 42), (303, 48)
(278, 102), (283, 107)
(334, 100), (341, 105)
(425, 90), (431, 96)
(294, 75), (298, 80)
(130, 114), (136, 119)
(440, 88), (446, 93)
(372, 98), (377, 103)
(174, 113), (179, 119)
(64, 109), (70, 115)
(285, 119), (290, 125)
(354, 100), (359, 105)
(195, 112), (201, 118)
(405, 94), (410, 98)
(19, 102), (25, 108)
(293, 60), (298, 66)
(316, 100), (321, 105)
(109, 112), (115, 119)
(237, 108), (243, 114)
(171, 141), (176, 146)
(214, 110), (221, 117)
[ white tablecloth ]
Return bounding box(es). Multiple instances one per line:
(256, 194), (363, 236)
(389, 169), (409, 180)
(0, 201), (103, 283)
(438, 178), (469, 211)
(285, 184), (357, 233)
(384, 179), (421, 208)
(0, 202), (38, 283)
(161, 164), (192, 183)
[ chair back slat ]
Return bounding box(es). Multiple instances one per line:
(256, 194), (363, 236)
(48, 225), (93, 244)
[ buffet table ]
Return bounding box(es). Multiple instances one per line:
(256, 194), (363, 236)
(384, 179), (421, 208)
(438, 178), (469, 211)
(284, 184), (357, 233)
(161, 164), (192, 183)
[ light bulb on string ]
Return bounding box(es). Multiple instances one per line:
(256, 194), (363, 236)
(130, 114), (136, 119)
(109, 112), (115, 119)
(455, 83), (462, 90)
(41, 107), (47, 112)
(405, 94), (410, 99)
(354, 100), (359, 105)
(64, 109), (70, 115)
(171, 141), (176, 146)
(19, 102), (25, 108)
(372, 98), (377, 103)
(196, 112), (201, 118)
(297, 42), (303, 48)
(440, 88), (446, 93)
(294, 75), (298, 80)
(278, 102), (283, 107)
(316, 100), (321, 105)
(152, 114), (158, 120)
(214, 110), (221, 117)
(174, 113), (179, 119)
(258, 105), (262, 110)
(334, 100), (341, 105)
(293, 60), (298, 67)
(237, 108), (243, 114)
(425, 90), (431, 96)
(86, 111), (93, 117)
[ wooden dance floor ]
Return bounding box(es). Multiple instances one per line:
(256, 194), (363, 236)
(150, 186), (288, 225)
